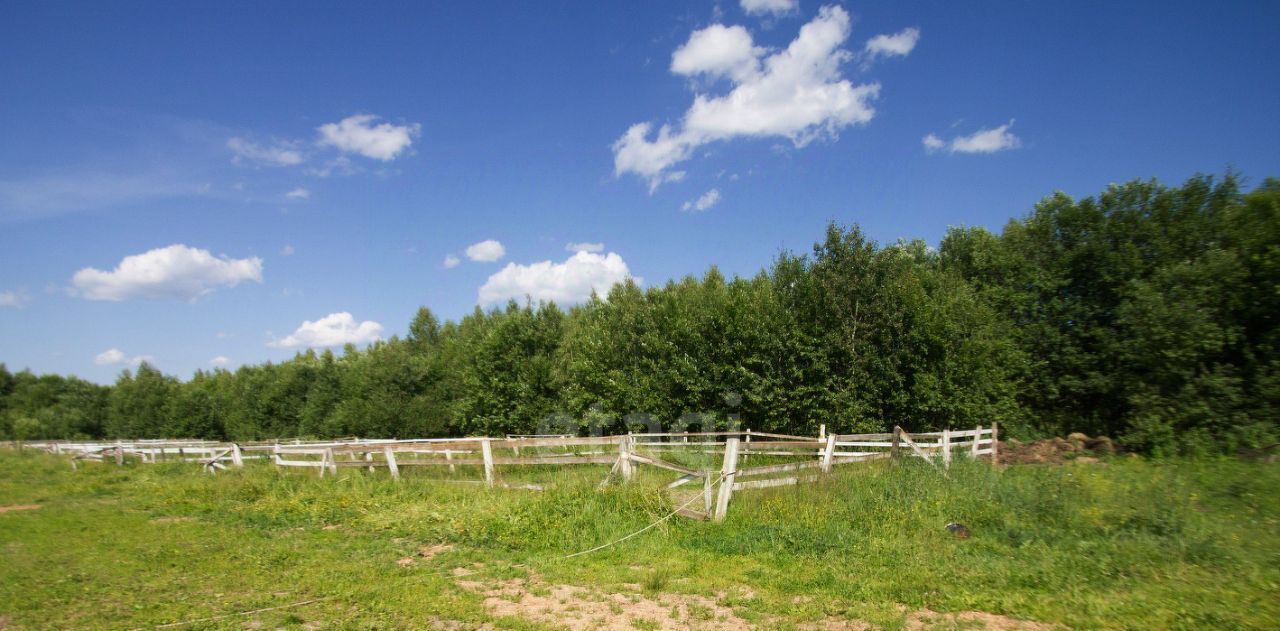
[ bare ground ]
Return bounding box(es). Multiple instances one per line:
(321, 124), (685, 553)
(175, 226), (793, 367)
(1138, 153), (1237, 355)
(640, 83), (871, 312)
(0, 504), (40, 513)
(452, 569), (1058, 630)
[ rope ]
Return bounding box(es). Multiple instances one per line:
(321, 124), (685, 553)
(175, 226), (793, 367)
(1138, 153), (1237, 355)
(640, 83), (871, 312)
(561, 472), (724, 559)
(144, 598), (331, 629)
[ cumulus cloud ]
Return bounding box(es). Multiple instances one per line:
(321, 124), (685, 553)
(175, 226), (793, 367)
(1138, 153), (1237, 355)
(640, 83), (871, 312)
(442, 254), (461, 269)
(865, 27), (920, 59)
(0, 289), (30, 308)
(740, 0), (797, 16)
(613, 6), (879, 190)
(94, 348), (153, 367)
(565, 242), (605, 253)
(226, 137), (304, 166)
(209, 356), (231, 367)
(317, 114), (421, 161)
(478, 251), (637, 306)
(71, 244), (263, 302)
(682, 188), (722, 212)
(285, 187), (310, 200)
(268, 312), (384, 348)
(465, 239), (506, 262)
(671, 24), (763, 83)
(923, 121), (1021, 155)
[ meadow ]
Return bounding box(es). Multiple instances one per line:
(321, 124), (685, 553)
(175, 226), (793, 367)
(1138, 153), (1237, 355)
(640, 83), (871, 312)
(0, 450), (1277, 630)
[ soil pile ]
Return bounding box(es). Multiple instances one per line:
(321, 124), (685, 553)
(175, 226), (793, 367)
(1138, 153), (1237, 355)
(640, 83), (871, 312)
(1000, 433), (1115, 465)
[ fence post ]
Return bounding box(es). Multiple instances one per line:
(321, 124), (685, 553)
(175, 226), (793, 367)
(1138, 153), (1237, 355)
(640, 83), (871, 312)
(325, 448), (338, 477)
(991, 422), (999, 467)
(941, 429), (952, 469)
(230, 443), (244, 467)
(703, 474), (713, 515)
(713, 437), (741, 523)
(821, 433), (836, 473)
(384, 446), (400, 481)
(819, 424), (826, 441)
(743, 429), (751, 464)
(115, 440), (124, 466)
(445, 449), (455, 473)
(972, 425), (981, 458)
(619, 435), (634, 482)
(891, 426), (902, 460)
(481, 438), (495, 487)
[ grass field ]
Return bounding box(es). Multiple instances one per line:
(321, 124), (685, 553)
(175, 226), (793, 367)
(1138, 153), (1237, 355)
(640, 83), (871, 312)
(0, 450), (1277, 630)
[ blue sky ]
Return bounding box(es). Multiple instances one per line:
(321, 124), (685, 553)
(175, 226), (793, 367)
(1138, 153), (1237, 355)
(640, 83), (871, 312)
(2, 0), (1278, 383)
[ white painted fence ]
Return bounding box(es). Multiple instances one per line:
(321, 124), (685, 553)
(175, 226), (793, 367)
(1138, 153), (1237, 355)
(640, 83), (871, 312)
(16, 423), (997, 521)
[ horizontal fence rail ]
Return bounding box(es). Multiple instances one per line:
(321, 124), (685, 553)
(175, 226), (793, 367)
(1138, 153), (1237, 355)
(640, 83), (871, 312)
(12, 423), (997, 521)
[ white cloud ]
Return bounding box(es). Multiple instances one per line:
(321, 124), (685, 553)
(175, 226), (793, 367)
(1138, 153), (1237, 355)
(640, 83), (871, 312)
(442, 254), (461, 269)
(741, 0), (797, 16)
(465, 239), (506, 262)
(209, 356), (231, 368)
(612, 123), (692, 193)
(285, 187), (310, 200)
(479, 251), (638, 306)
(864, 27), (920, 59)
(226, 137), (304, 166)
(671, 24), (763, 82)
(280, 244), (296, 256)
(0, 289), (30, 308)
(682, 188), (722, 212)
(94, 349), (125, 365)
(922, 133), (946, 153)
(71, 244), (263, 302)
(924, 121), (1021, 155)
(268, 312), (384, 348)
(614, 6), (879, 190)
(317, 114), (421, 161)
(565, 242), (605, 253)
(94, 348), (153, 367)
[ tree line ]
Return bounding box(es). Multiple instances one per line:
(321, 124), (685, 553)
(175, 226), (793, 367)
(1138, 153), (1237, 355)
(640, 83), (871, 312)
(3, 174), (1276, 454)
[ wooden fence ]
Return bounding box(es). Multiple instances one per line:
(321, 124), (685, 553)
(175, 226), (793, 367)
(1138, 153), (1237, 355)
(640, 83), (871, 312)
(14, 424), (996, 521)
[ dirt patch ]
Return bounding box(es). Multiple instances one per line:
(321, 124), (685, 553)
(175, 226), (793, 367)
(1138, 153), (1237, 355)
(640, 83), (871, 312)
(396, 543), (454, 567)
(797, 608), (1056, 631)
(455, 572), (1056, 630)
(148, 516), (196, 524)
(0, 505), (41, 513)
(456, 574), (748, 630)
(905, 608), (1058, 630)
(419, 543), (454, 560)
(1000, 433), (1115, 465)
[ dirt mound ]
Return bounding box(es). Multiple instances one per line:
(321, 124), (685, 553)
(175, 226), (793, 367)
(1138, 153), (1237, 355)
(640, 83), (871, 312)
(1000, 433), (1115, 465)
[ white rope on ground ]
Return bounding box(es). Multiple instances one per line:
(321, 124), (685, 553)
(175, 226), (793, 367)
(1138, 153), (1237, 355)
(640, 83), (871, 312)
(142, 597), (331, 629)
(561, 472), (725, 559)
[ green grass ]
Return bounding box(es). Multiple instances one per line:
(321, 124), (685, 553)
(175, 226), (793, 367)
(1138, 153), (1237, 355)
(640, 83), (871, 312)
(0, 450), (1277, 629)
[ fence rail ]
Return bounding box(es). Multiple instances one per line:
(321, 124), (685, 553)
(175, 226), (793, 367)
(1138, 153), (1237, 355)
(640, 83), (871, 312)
(11, 423), (996, 521)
